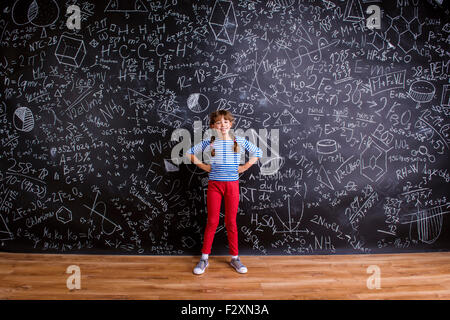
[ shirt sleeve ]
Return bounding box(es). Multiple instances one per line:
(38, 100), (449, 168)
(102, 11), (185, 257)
(240, 137), (263, 158)
(186, 139), (211, 155)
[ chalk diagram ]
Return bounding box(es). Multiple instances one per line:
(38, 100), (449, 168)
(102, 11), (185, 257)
(275, 0), (295, 8)
(411, 145), (435, 163)
(315, 140), (337, 189)
(441, 84), (450, 107)
(209, 0), (238, 46)
(343, 0), (364, 23)
(285, 37), (339, 69)
(56, 206), (72, 224)
(187, 93), (209, 113)
(273, 109), (300, 126)
(384, 7), (424, 53)
(241, 44), (295, 108)
(128, 88), (155, 110)
(82, 191), (122, 236)
(13, 106), (34, 132)
(402, 203), (449, 244)
(0, 190), (14, 240)
(360, 136), (392, 183)
(316, 139), (337, 155)
(181, 236), (196, 249)
(55, 34), (86, 68)
(273, 185), (308, 234)
(408, 80), (436, 108)
(12, 0), (59, 27)
(0, 215), (13, 241)
(105, 0), (148, 14)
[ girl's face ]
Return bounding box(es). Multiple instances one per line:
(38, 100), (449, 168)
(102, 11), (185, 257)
(211, 116), (233, 138)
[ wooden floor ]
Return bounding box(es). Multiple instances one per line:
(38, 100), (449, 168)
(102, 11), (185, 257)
(0, 252), (449, 299)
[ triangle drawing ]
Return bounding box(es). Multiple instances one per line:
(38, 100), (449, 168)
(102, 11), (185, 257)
(343, 0), (364, 23)
(274, 109), (300, 126)
(317, 165), (334, 190)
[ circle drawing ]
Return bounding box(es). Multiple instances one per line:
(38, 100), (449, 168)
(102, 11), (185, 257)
(187, 93), (209, 113)
(13, 106), (34, 132)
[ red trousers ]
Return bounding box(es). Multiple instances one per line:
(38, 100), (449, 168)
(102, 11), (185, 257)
(202, 180), (240, 256)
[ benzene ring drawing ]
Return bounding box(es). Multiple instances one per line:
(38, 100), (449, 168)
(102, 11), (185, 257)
(360, 137), (390, 182)
(209, 0), (238, 46)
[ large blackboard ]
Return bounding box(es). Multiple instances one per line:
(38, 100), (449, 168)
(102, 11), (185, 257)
(0, 0), (449, 255)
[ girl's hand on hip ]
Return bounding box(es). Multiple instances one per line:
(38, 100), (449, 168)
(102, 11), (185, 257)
(238, 165), (247, 173)
(203, 164), (212, 172)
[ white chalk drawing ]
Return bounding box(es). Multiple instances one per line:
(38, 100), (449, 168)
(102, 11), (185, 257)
(360, 137), (392, 182)
(55, 34), (86, 68)
(187, 93), (209, 113)
(273, 190), (308, 234)
(0, 189), (14, 240)
(273, 108), (300, 126)
(286, 38), (339, 68)
(275, 0), (295, 8)
(415, 113), (450, 150)
(316, 139), (337, 154)
(181, 236), (196, 249)
(209, 0), (238, 46)
(128, 88), (155, 110)
(317, 165), (334, 190)
(411, 145), (435, 163)
(13, 106), (34, 132)
(408, 7), (423, 39)
(320, 0), (336, 10)
(443, 22), (450, 33)
(384, 7), (423, 53)
(403, 203), (449, 244)
(368, 31), (385, 51)
(241, 47), (294, 109)
(441, 84), (450, 106)
(83, 191), (122, 236)
(56, 206), (72, 224)
(343, 0), (364, 23)
(408, 80), (435, 108)
(104, 0), (148, 13)
(0, 214), (13, 240)
(12, 0), (60, 27)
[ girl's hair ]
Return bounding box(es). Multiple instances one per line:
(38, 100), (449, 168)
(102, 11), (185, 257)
(209, 110), (239, 156)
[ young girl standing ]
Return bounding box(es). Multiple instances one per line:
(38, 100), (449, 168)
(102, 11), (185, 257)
(186, 110), (262, 275)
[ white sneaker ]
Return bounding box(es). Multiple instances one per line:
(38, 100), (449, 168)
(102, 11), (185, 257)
(230, 257), (247, 274)
(193, 259), (209, 275)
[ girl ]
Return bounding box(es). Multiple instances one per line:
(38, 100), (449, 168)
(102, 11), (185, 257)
(186, 110), (262, 275)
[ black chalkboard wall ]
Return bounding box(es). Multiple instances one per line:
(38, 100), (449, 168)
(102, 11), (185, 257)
(0, 0), (449, 255)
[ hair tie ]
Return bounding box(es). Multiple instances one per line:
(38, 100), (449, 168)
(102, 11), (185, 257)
(210, 136), (215, 157)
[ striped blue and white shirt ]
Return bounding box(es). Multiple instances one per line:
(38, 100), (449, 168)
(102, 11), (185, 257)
(187, 136), (263, 181)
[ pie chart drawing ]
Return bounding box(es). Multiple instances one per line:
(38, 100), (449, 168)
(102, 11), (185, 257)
(187, 93), (209, 113)
(13, 107), (34, 132)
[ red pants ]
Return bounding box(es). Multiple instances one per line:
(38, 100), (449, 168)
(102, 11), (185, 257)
(202, 180), (240, 256)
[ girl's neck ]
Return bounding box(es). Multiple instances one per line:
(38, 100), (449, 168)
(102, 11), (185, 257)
(217, 133), (232, 140)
